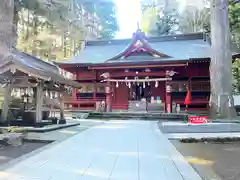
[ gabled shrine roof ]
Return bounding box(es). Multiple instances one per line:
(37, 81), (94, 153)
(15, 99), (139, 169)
(0, 48), (80, 87)
(57, 32), (213, 65)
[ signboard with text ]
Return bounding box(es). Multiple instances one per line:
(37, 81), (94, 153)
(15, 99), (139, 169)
(188, 116), (208, 124)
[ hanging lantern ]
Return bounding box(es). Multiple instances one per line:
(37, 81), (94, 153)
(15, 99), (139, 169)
(50, 92), (53, 99)
(20, 88), (25, 96)
(25, 88), (29, 95)
(45, 90), (49, 97)
(155, 81), (159, 88)
(125, 77), (128, 86)
(128, 82), (131, 88)
(145, 76), (150, 86)
(16, 89), (21, 98)
(23, 95), (28, 103)
(30, 88), (34, 96)
(143, 82), (146, 88)
(11, 89), (15, 97)
(116, 81), (119, 88)
(55, 92), (58, 98)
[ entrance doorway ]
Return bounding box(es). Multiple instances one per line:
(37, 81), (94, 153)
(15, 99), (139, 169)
(129, 84), (150, 101)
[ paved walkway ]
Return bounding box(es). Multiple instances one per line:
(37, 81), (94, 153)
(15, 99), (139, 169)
(0, 121), (202, 180)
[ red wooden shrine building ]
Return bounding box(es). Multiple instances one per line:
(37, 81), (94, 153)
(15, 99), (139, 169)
(57, 30), (238, 113)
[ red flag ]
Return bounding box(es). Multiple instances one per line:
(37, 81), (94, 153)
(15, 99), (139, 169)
(184, 91), (191, 105)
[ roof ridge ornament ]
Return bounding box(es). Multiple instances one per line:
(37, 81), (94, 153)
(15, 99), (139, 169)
(137, 22), (140, 31)
(132, 22), (146, 38)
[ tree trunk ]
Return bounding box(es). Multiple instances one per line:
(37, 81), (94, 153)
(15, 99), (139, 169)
(32, 14), (38, 56)
(0, 84), (13, 123)
(63, 33), (67, 58)
(36, 83), (43, 124)
(12, 1), (19, 47)
(210, 0), (237, 119)
(0, 0), (15, 56)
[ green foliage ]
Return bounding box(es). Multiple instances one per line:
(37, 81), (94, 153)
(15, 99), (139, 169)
(233, 59), (240, 94)
(229, 1), (240, 94)
(98, 3), (118, 39)
(13, 0), (99, 61)
(154, 8), (179, 36)
(229, 0), (240, 48)
(141, 0), (179, 36)
(141, 6), (179, 36)
(84, 1), (119, 39)
(4, 126), (27, 133)
(179, 7), (210, 34)
(13, 0), (119, 61)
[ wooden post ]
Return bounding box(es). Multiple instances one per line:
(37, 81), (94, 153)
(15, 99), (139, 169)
(210, 0), (236, 118)
(165, 82), (172, 113)
(1, 83), (13, 123)
(59, 97), (66, 124)
(36, 82), (43, 124)
(186, 77), (192, 112)
(93, 82), (97, 100)
(106, 82), (112, 112)
(73, 88), (77, 100)
(165, 71), (172, 113)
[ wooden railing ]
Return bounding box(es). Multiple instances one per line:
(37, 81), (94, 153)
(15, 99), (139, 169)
(174, 99), (208, 105)
(112, 103), (129, 110)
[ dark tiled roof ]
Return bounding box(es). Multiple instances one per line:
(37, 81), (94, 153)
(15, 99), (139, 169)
(0, 48), (80, 87)
(56, 33), (220, 65)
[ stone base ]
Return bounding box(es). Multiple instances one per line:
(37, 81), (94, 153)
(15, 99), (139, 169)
(58, 119), (66, 124)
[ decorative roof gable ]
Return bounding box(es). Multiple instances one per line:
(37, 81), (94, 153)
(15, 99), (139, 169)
(106, 29), (171, 62)
(56, 32), (216, 65)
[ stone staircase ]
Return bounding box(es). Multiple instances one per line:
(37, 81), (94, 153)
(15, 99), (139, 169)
(128, 101), (165, 112)
(128, 101), (147, 112)
(147, 103), (165, 112)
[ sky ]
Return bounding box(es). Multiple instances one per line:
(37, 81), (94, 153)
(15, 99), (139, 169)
(114, 0), (142, 39)
(114, 0), (188, 39)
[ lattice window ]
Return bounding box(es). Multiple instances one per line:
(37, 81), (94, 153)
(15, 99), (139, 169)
(191, 81), (210, 91)
(171, 81), (188, 92)
(77, 84), (94, 93)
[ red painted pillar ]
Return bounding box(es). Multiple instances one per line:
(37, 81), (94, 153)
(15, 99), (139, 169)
(165, 82), (172, 113)
(73, 88), (77, 100)
(186, 77), (192, 111)
(165, 71), (172, 113)
(188, 77), (192, 92)
(73, 71), (77, 100)
(106, 82), (112, 112)
(93, 82), (97, 100)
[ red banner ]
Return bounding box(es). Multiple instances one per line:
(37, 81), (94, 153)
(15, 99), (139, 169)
(188, 116), (208, 124)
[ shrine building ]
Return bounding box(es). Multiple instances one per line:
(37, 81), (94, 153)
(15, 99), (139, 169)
(57, 30), (239, 113)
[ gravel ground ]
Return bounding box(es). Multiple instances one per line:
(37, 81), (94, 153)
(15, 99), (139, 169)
(0, 142), (48, 165)
(172, 140), (240, 180)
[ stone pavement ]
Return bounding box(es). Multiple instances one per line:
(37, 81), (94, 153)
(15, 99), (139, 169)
(160, 121), (240, 133)
(167, 132), (240, 140)
(26, 119), (104, 142)
(0, 120), (202, 180)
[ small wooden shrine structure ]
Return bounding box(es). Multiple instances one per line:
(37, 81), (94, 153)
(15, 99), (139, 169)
(0, 48), (81, 125)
